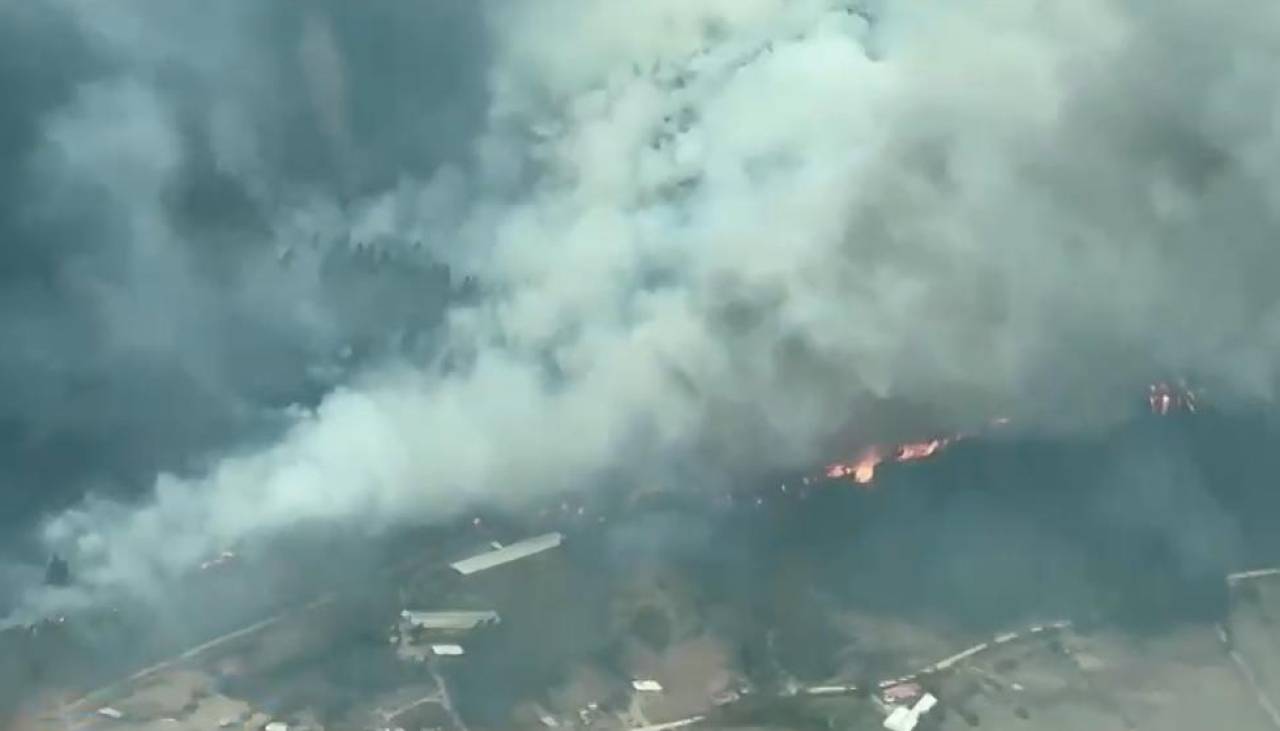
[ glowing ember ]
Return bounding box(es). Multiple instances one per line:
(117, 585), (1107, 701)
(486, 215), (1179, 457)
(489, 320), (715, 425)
(895, 438), (949, 461)
(853, 458), (879, 483)
(1148, 380), (1198, 415)
(824, 448), (884, 484)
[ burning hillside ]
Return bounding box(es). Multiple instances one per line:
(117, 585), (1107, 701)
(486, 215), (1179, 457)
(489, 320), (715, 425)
(823, 381), (1201, 488)
(14, 403), (1280, 731)
(824, 436), (962, 486)
(4, 3), (1280, 729)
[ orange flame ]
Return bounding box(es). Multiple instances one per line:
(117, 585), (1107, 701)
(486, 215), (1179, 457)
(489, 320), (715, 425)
(826, 448), (885, 484)
(895, 438), (950, 461)
(824, 436), (960, 487)
(824, 381), (1197, 489)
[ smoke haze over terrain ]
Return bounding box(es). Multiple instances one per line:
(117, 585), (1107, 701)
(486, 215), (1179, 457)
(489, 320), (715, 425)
(3, 0), (1280, 614)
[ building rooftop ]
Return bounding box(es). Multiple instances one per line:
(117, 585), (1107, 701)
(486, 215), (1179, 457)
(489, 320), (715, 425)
(449, 533), (563, 576)
(399, 610), (499, 631)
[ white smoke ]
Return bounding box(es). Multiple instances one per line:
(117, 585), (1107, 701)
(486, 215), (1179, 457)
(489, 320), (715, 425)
(30, 0), (1280, 606)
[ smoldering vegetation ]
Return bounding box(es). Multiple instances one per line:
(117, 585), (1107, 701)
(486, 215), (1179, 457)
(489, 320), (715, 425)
(448, 408), (1278, 724)
(3, 401), (1279, 724)
(460, 411), (1279, 727)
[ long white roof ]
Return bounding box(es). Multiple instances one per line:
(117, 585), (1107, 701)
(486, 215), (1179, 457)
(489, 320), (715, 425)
(450, 532), (564, 575)
(400, 610), (499, 630)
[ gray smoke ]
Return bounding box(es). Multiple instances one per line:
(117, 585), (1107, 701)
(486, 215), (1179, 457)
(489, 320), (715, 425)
(7, 0), (1280, 612)
(0, 0), (485, 607)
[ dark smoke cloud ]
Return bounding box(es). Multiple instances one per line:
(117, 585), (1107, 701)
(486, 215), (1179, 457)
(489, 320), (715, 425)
(0, 1), (486, 597)
(5, 0), (1280, 614)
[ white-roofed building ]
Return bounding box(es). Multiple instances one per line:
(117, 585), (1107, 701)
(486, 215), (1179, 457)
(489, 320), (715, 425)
(399, 610), (499, 631)
(882, 692), (939, 731)
(450, 533), (563, 575)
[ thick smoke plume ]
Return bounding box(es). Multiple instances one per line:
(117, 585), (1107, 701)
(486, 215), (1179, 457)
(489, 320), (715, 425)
(5, 0), (1280, 611)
